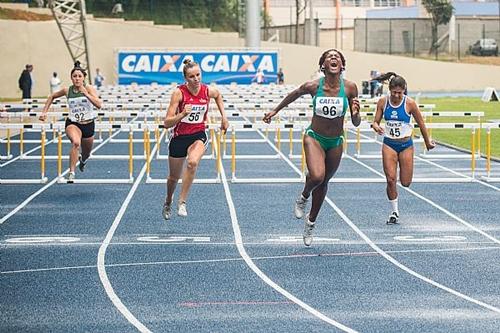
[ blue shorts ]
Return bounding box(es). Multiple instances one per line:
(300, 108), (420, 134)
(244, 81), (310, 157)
(383, 137), (413, 154)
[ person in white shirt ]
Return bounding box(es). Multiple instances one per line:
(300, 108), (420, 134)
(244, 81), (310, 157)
(49, 72), (62, 94)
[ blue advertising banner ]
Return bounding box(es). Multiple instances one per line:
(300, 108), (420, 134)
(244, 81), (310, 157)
(117, 50), (279, 85)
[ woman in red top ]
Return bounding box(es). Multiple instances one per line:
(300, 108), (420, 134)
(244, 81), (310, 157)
(162, 59), (229, 220)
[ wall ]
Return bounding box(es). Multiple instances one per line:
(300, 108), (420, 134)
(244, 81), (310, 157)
(1, 18), (500, 99)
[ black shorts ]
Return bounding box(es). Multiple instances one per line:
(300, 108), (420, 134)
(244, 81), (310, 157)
(65, 118), (95, 139)
(168, 131), (208, 158)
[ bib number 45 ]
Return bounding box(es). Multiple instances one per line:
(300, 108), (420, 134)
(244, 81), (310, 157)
(389, 127), (401, 137)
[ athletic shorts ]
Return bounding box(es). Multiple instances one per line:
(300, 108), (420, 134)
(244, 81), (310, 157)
(383, 136), (413, 154)
(305, 126), (344, 151)
(65, 118), (95, 139)
(168, 131), (208, 158)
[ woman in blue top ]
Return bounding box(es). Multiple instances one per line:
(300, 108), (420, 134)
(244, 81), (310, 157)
(263, 49), (361, 247)
(372, 72), (435, 224)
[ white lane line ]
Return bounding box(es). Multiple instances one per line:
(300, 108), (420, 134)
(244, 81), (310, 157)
(0, 126), (132, 225)
(325, 195), (500, 314)
(96, 131), (164, 333)
(219, 158), (357, 332)
(256, 127), (500, 313)
(3, 245), (500, 275)
(344, 154), (500, 246)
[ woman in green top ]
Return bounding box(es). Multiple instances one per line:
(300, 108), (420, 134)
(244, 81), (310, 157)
(40, 61), (102, 182)
(263, 49), (361, 247)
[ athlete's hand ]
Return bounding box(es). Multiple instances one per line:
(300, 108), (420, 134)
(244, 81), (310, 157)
(372, 122), (384, 135)
(182, 104), (192, 118)
(220, 117), (229, 134)
(39, 112), (47, 121)
(263, 110), (278, 124)
(426, 139), (436, 151)
(351, 97), (360, 113)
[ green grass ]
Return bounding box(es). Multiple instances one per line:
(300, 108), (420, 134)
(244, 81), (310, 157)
(418, 97), (500, 158)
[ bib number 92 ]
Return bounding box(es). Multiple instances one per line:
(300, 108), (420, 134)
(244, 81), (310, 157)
(322, 105), (337, 117)
(74, 113), (85, 121)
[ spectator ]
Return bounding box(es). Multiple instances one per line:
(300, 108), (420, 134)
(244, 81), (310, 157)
(369, 70), (383, 98)
(277, 68), (284, 84)
(50, 72), (62, 94)
(18, 64), (33, 100)
(252, 68), (265, 84)
(94, 68), (105, 88)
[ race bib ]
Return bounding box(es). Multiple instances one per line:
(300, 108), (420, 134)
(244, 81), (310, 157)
(314, 97), (344, 119)
(385, 120), (413, 139)
(68, 96), (94, 122)
(181, 104), (207, 124)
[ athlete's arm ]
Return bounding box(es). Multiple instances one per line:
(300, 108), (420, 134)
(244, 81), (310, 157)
(408, 98), (435, 150)
(209, 86), (229, 134)
(39, 88), (67, 121)
(164, 88), (189, 129)
(80, 85), (102, 109)
(263, 80), (318, 124)
(345, 80), (361, 127)
(371, 97), (385, 135)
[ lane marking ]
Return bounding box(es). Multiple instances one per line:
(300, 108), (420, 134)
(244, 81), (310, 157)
(344, 154), (500, 246)
(325, 195), (500, 314)
(394, 235), (467, 242)
(5, 236), (80, 243)
(96, 131), (165, 333)
(259, 128), (500, 313)
(136, 236), (210, 243)
(0, 119), (139, 225)
(3, 245), (500, 275)
(218, 148), (358, 332)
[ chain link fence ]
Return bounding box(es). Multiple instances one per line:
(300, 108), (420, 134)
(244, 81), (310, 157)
(354, 17), (500, 59)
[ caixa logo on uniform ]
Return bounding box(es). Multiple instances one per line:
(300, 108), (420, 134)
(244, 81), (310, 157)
(119, 52), (276, 73)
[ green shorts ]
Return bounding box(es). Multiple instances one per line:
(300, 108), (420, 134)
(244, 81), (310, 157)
(305, 126), (344, 151)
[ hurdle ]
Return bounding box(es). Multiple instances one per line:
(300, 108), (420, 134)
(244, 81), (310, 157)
(144, 124), (222, 184)
(0, 124), (49, 184)
(480, 123), (500, 182)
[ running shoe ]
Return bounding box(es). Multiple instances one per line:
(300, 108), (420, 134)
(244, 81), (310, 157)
(162, 201), (172, 220)
(386, 211), (399, 225)
(78, 156), (87, 172)
(303, 214), (315, 247)
(67, 172), (75, 183)
(178, 201), (187, 217)
(294, 194), (309, 219)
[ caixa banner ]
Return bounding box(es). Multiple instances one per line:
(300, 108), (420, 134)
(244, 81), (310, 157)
(117, 50), (279, 85)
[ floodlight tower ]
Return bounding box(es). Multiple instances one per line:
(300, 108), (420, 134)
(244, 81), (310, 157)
(48, 0), (92, 82)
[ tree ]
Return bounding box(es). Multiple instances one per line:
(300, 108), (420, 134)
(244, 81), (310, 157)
(422, 0), (454, 54)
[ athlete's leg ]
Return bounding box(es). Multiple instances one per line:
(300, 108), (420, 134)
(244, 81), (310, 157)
(308, 145), (343, 222)
(166, 157), (185, 204)
(398, 145), (414, 187)
(80, 136), (94, 162)
(302, 135), (326, 198)
(178, 140), (206, 203)
(65, 125), (83, 173)
(382, 143), (399, 200)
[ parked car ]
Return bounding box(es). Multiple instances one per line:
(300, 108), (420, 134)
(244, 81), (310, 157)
(469, 39), (498, 56)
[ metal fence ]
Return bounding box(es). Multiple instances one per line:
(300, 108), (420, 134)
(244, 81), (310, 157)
(354, 17), (500, 59)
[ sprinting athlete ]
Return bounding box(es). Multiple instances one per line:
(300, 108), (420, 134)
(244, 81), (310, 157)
(162, 59), (229, 220)
(39, 61), (102, 182)
(371, 72), (435, 224)
(263, 49), (361, 246)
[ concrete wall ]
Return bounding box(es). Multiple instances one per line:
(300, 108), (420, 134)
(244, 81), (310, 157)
(1, 17), (500, 99)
